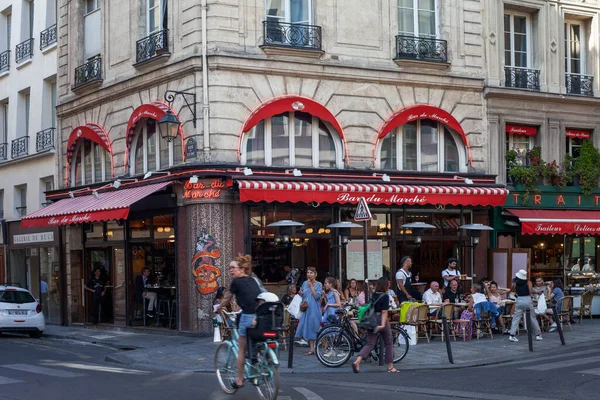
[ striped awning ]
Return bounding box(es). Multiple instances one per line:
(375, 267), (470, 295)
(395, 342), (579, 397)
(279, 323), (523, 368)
(507, 209), (600, 235)
(21, 182), (171, 229)
(237, 180), (508, 207)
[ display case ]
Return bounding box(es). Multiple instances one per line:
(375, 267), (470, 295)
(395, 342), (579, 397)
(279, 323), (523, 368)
(566, 273), (600, 315)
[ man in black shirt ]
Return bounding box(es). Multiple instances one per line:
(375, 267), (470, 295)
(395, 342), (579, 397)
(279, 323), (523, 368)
(85, 267), (107, 324)
(442, 279), (463, 318)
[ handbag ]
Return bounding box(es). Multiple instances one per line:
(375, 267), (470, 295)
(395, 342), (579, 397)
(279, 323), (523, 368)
(358, 294), (385, 331)
(287, 294), (303, 319)
(300, 301), (309, 312)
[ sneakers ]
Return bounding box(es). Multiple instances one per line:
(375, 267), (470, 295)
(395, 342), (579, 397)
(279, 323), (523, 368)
(548, 323), (557, 332)
(536, 335), (543, 341)
(509, 335), (519, 342)
(295, 339), (308, 346)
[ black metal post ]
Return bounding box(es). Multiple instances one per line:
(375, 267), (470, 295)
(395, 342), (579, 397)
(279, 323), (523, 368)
(287, 317), (296, 368)
(526, 308), (533, 352)
(363, 220), (369, 299)
(442, 316), (454, 364)
(552, 306), (566, 345)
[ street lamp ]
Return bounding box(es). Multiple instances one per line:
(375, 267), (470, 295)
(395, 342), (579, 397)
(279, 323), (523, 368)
(158, 90), (198, 142)
(459, 223), (494, 245)
(266, 220), (304, 243)
(401, 222), (436, 244)
(326, 221), (362, 246)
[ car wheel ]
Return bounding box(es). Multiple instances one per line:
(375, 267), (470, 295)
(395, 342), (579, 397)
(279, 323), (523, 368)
(29, 331), (43, 339)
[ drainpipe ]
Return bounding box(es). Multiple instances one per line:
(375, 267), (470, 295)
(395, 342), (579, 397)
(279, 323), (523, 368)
(201, 0), (211, 162)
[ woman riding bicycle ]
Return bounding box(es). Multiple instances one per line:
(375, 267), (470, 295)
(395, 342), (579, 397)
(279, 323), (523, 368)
(216, 254), (262, 389)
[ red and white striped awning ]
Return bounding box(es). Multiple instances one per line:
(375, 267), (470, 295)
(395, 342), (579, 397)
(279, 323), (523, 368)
(21, 182), (171, 229)
(238, 180), (508, 207)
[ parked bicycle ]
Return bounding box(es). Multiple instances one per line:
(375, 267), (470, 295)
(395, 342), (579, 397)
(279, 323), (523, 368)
(215, 302), (284, 400)
(315, 305), (409, 367)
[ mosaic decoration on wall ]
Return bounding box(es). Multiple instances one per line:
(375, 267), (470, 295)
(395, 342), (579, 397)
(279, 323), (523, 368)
(191, 232), (222, 295)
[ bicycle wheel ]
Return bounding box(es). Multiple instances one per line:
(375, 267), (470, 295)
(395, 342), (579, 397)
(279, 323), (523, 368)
(255, 345), (279, 400)
(215, 342), (237, 394)
(390, 326), (410, 363)
(315, 326), (353, 367)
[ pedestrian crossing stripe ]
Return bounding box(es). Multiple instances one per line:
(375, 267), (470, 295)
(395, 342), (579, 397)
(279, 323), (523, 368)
(354, 197), (372, 221)
(2, 364), (86, 378)
(520, 355), (600, 371)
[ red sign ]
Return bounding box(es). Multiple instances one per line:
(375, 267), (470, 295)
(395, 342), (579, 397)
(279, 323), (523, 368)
(506, 125), (537, 136)
(522, 221), (600, 235)
(20, 209), (130, 229)
(566, 129), (590, 139)
(183, 179), (224, 199)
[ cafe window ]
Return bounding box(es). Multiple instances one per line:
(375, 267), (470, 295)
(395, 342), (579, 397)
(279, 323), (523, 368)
(70, 139), (112, 187)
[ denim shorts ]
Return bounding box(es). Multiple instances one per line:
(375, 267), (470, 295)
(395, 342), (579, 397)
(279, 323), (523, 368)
(238, 313), (256, 337)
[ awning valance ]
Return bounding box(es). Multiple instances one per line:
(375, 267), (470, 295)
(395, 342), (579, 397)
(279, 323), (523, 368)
(507, 209), (600, 235)
(566, 129), (591, 139)
(506, 125), (537, 136)
(21, 182), (171, 229)
(238, 180), (508, 207)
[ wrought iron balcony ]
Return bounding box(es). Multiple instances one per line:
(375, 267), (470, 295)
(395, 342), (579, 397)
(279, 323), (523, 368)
(0, 142), (7, 161)
(136, 29), (169, 64)
(0, 50), (9, 73)
(394, 35), (448, 63)
(566, 73), (594, 97)
(36, 128), (55, 152)
(11, 136), (29, 158)
(73, 56), (102, 88)
(504, 66), (540, 90)
(262, 21), (322, 50)
(15, 38), (34, 64)
(40, 24), (57, 50)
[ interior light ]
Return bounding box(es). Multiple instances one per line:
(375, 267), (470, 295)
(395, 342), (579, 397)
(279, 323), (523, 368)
(305, 228), (314, 234)
(165, 227), (171, 233)
(325, 228), (331, 234)
(157, 227), (164, 233)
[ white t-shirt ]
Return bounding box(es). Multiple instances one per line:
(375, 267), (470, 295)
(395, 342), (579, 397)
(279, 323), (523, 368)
(387, 289), (398, 308)
(423, 289), (442, 305)
(442, 268), (460, 287)
(472, 292), (487, 305)
(395, 269), (411, 290)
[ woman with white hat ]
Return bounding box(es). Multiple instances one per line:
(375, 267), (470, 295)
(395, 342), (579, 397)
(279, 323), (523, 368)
(508, 269), (543, 342)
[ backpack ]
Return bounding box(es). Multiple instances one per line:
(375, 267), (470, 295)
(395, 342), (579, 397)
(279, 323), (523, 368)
(357, 294), (386, 331)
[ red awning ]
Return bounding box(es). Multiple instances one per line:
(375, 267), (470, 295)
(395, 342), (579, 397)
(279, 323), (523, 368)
(66, 123), (113, 166)
(21, 182), (171, 229)
(566, 129), (590, 139)
(506, 125), (537, 136)
(507, 209), (600, 235)
(238, 180), (508, 207)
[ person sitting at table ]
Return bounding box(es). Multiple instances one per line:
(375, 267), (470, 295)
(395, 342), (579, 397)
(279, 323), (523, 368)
(583, 258), (595, 272)
(571, 258), (582, 272)
(532, 276), (549, 297)
(135, 267), (157, 317)
(356, 281), (376, 306)
(443, 279), (463, 318)
(469, 283), (500, 331)
(441, 258), (461, 288)
(545, 278), (565, 332)
(281, 284), (297, 306)
(484, 281), (509, 333)
(344, 279), (359, 304)
(422, 281), (443, 316)
(387, 280), (398, 309)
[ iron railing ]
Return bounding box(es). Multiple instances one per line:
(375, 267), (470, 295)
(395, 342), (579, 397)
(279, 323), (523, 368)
(566, 73), (594, 97)
(11, 136), (29, 158)
(40, 24), (57, 50)
(36, 128), (55, 152)
(136, 29), (169, 64)
(504, 66), (540, 90)
(395, 35), (448, 63)
(74, 56), (102, 88)
(0, 143), (7, 161)
(0, 50), (9, 73)
(16, 206), (27, 217)
(15, 38), (34, 64)
(263, 21), (322, 50)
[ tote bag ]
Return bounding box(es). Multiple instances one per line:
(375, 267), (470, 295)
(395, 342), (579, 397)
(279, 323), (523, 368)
(287, 294), (304, 319)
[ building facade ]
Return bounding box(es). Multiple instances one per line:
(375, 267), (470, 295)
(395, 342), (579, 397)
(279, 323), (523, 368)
(0, 0), (60, 323)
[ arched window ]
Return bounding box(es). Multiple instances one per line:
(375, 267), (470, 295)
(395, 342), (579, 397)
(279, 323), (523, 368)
(242, 111), (343, 168)
(130, 119), (183, 175)
(70, 139), (112, 186)
(378, 120), (466, 172)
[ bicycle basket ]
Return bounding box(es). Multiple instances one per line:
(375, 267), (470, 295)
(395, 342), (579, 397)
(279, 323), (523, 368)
(247, 302), (285, 341)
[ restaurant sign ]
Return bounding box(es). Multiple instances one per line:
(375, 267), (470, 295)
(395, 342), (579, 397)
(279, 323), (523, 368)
(507, 188), (600, 209)
(183, 179), (225, 200)
(13, 232), (54, 244)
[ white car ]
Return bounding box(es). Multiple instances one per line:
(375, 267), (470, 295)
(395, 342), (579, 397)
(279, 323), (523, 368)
(0, 285), (45, 338)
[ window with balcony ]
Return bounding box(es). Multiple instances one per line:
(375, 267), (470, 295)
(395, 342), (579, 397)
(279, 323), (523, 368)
(15, 185), (27, 218)
(0, 11), (10, 73)
(378, 120), (466, 172)
(70, 139), (112, 186)
(135, 0), (169, 64)
(242, 111), (344, 168)
(130, 119), (183, 175)
(15, 0), (34, 63)
(262, 0), (321, 51)
(395, 0), (446, 63)
(0, 99), (7, 150)
(504, 12), (539, 90)
(41, 0), (57, 51)
(565, 21), (593, 96)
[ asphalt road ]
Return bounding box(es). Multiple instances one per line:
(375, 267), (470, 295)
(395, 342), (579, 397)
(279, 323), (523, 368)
(0, 333), (598, 400)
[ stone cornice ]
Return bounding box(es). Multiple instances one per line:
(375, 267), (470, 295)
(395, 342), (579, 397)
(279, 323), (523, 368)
(484, 86), (600, 106)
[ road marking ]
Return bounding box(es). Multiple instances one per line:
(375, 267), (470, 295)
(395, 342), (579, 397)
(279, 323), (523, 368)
(0, 376), (24, 385)
(575, 367), (600, 376)
(482, 348), (600, 368)
(520, 355), (600, 371)
(1, 364), (86, 378)
(294, 387), (325, 400)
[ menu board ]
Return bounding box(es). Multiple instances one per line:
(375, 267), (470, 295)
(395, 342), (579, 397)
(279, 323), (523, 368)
(346, 240), (383, 281)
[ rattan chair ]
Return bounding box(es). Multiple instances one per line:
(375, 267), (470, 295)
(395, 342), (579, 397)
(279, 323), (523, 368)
(405, 304), (430, 344)
(556, 296), (574, 332)
(219, 310), (235, 341)
(428, 304), (456, 342)
(473, 303), (494, 339)
(279, 309), (292, 351)
(573, 291), (594, 324)
(501, 301), (515, 333)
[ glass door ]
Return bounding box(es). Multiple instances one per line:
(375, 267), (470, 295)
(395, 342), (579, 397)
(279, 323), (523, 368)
(112, 248), (126, 326)
(87, 249), (113, 324)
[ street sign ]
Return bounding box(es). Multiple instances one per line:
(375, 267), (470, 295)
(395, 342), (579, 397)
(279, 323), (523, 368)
(354, 197), (372, 221)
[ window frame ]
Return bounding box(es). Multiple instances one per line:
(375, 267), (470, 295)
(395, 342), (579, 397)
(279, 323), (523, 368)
(241, 111), (344, 169)
(376, 120), (467, 172)
(40, 177), (53, 207)
(70, 140), (110, 187)
(129, 121), (179, 175)
(397, 0), (439, 38)
(506, 133), (533, 166)
(566, 136), (586, 158)
(1, 101), (8, 144)
(504, 11), (532, 69)
(564, 20), (585, 75)
(265, 0), (313, 25)
(85, 0), (101, 16)
(147, 0), (162, 34)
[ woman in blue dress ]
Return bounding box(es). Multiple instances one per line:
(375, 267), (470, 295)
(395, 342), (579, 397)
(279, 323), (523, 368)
(296, 267), (322, 356)
(322, 277), (342, 325)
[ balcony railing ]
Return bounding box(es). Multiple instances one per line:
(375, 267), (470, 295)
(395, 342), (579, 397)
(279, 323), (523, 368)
(73, 56), (102, 88)
(136, 29), (169, 64)
(0, 143), (7, 161)
(15, 38), (34, 64)
(394, 35), (448, 63)
(263, 21), (322, 50)
(11, 136), (29, 158)
(40, 24), (57, 50)
(0, 50), (10, 73)
(504, 66), (540, 90)
(36, 128), (55, 152)
(566, 73), (594, 97)
(16, 206), (27, 217)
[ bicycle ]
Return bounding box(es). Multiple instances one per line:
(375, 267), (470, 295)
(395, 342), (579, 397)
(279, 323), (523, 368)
(215, 303), (284, 400)
(315, 306), (409, 368)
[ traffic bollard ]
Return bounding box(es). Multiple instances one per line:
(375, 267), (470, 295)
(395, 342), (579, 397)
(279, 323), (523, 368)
(552, 306), (566, 346)
(287, 317), (296, 369)
(526, 308), (533, 352)
(441, 316), (454, 364)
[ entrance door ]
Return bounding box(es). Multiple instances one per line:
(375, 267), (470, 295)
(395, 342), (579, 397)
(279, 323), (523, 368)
(86, 248), (113, 324)
(112, 248), (126, 326)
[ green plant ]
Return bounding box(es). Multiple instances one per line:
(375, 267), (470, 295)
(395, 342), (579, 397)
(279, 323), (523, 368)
(507, 146), (545, 204)
(542, 158), (572, 189)
(573, 141), (600, 195)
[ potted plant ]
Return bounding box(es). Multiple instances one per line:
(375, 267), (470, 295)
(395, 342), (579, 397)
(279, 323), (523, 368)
(573, 141), (600, 196)
(542, 159), (572, 189)
(506, 146), (545, 204)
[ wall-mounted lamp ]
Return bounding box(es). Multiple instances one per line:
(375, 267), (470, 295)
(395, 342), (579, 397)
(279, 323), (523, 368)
(112, 178), (137, 189)
(372, 173), (391, 182)
(144, 171), (171, 180)
(68, 187), (92, 198)
(454, 175), (474, 185)
(327, 221), (362, 246)
(267, 219), (305, 243)
(158, 90), (197, 142)
(286, 168), (302, 177)
(459, 223), (494, 245)
(236, 167), (253, 176)
(401, 222), (436, 244)
(189, 175), (199, 184)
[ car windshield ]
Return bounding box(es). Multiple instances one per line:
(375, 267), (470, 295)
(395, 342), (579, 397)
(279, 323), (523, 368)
(0, 290), (36, 304)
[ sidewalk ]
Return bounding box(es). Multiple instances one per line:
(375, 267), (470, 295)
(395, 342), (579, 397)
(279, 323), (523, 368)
(44, 320), (600, 374)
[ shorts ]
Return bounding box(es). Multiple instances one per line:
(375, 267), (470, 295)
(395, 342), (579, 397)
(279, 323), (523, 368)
(238, 313), (256, 337)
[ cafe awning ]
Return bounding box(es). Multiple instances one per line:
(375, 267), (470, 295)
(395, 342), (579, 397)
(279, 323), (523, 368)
(507, 208), (600, 235)
(21, 182), (171, 229)
(238, 180), (508, 207)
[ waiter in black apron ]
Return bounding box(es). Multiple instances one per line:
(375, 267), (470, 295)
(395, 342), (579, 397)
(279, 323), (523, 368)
(395, 256), (422, 303)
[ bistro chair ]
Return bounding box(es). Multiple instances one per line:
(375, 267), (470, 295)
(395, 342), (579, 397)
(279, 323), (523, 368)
(572, 291), (594, 324)
(428, 304), (455, 342)
(501, 301), (515, 333)
(556, 296), (574, 332)
(473, 303), (494, 339)
(405, 304), (430, 344)
(219, 309), (235, 341)
(279, 308), (292, 351)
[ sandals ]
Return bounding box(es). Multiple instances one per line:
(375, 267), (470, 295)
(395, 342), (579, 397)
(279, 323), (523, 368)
(304, 350), (315, 356)
(388, 367), (400, 373)
(352, 362), (360, 374)
(231, 382), (244, 389)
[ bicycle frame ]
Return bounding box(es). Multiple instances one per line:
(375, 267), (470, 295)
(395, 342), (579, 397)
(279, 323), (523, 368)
(225, 327), (280, 382)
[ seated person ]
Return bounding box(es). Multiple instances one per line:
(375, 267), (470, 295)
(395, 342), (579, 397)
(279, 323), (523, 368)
(422, 281), (443, 316)
(532, 276), (549, 297)
(443, 279), (463, 318)
(484, 281), (509, 333)
(356, 282), (376, 306)
(545, 279), (565, 331)
(387, 281), (398, 309)
(281, 284), (297, 306)
(135, 267), (157, 317)
(583, 258), (595, 272)
(469, 283), (499, 327)
(571, 258), (582, 272)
